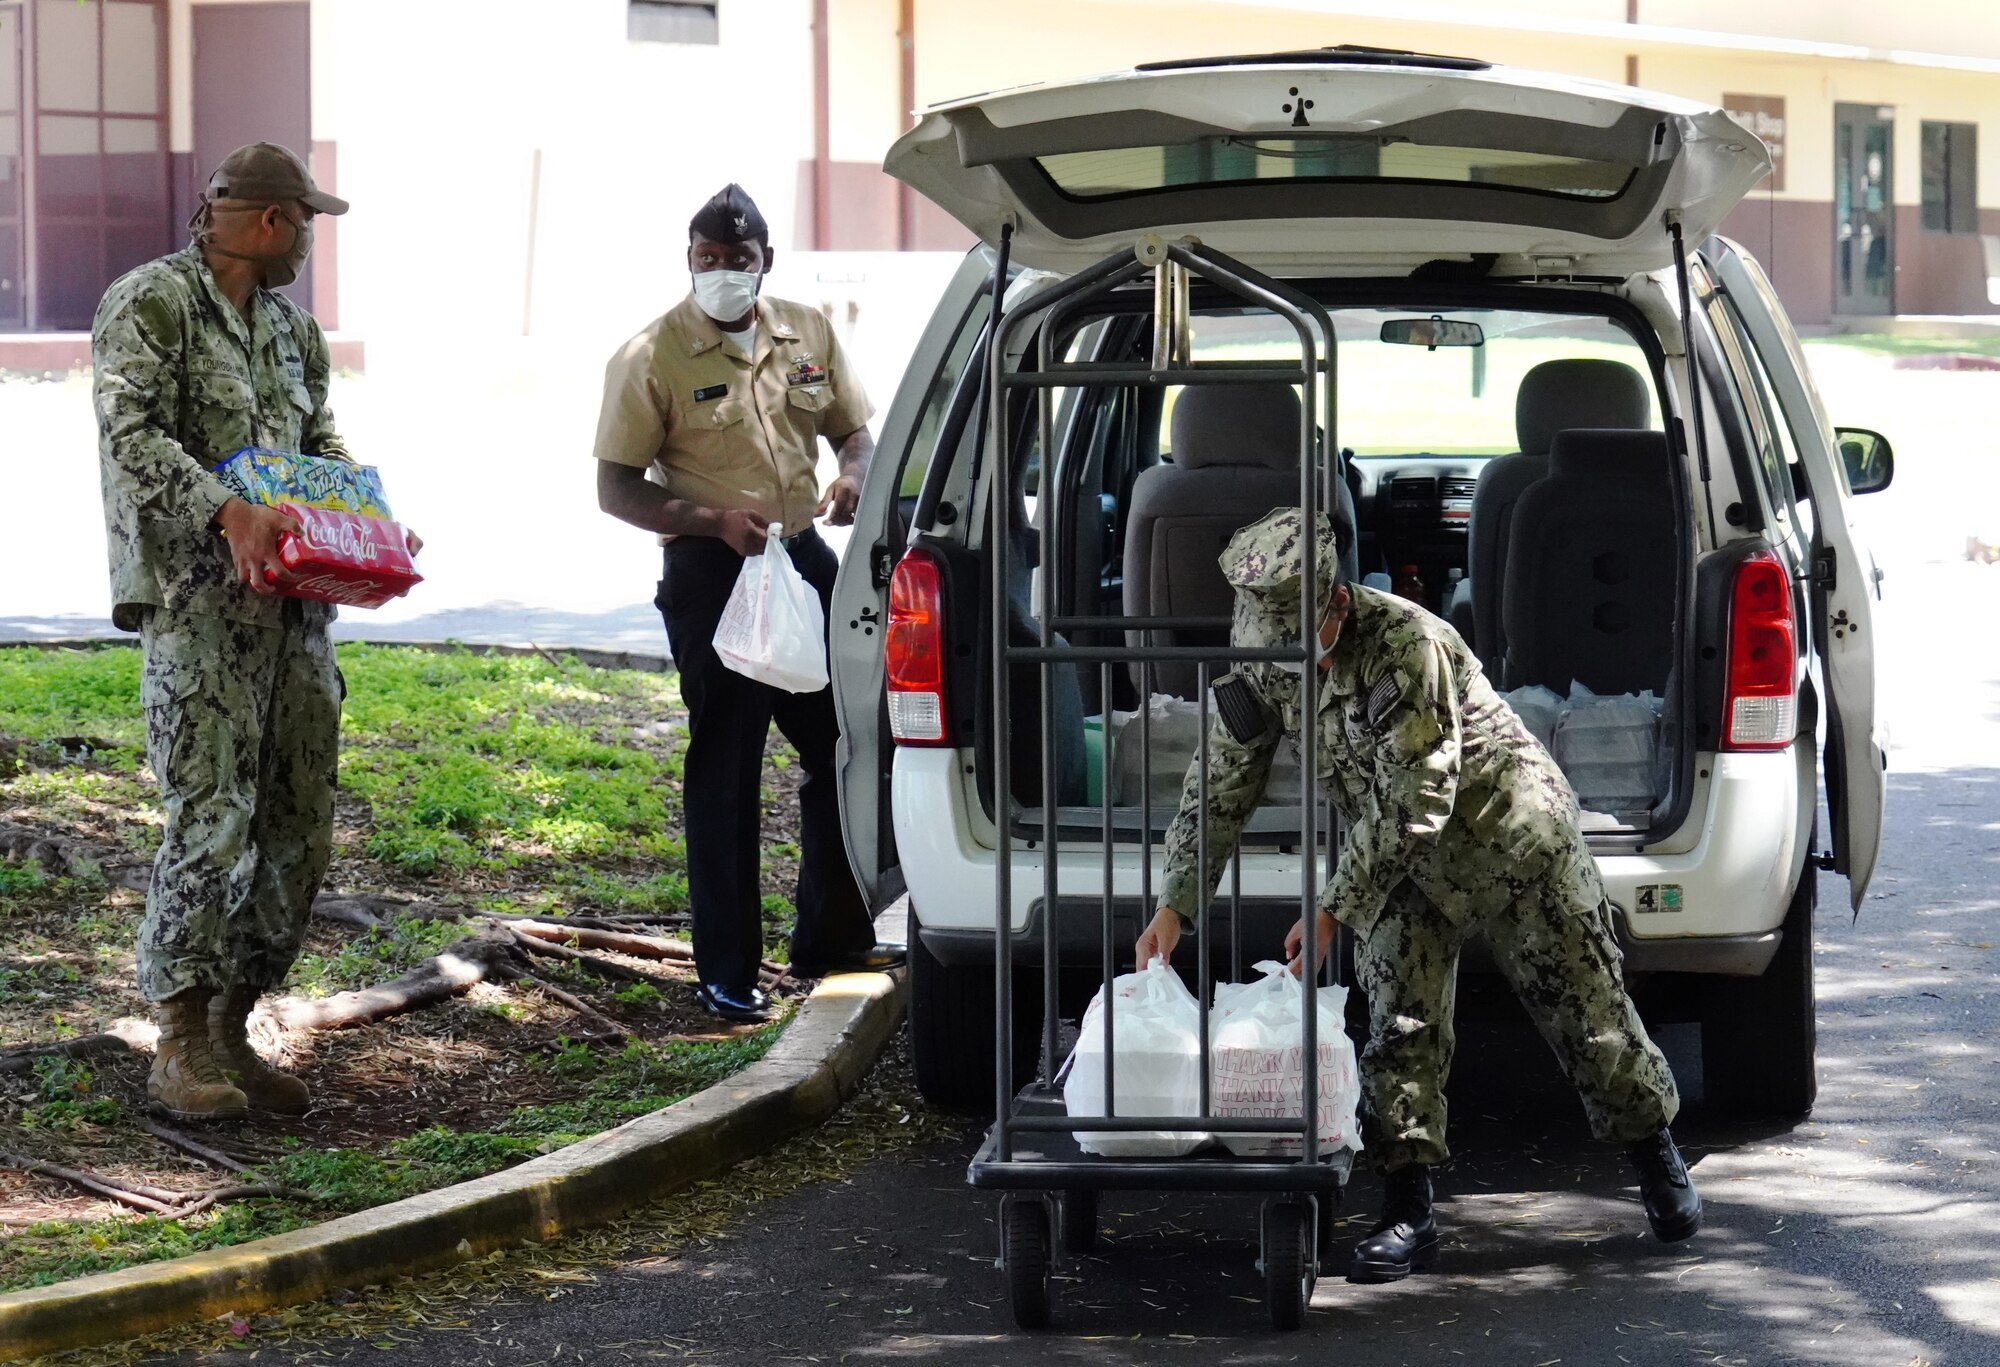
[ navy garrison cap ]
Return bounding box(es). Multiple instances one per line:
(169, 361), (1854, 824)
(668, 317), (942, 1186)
(689, 183), (768, 244)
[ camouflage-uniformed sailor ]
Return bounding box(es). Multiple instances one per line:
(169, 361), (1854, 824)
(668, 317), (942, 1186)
(92, 142), (418, 1121)
(1138, 508), (1700, 1280)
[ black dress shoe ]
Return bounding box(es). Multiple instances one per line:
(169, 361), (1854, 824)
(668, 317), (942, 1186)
(1349, 1164), (1441, 1284)
(1629, 1127), (1703, 1241)
(695, 982), (772, 1023)
(788, 943), (907, 978)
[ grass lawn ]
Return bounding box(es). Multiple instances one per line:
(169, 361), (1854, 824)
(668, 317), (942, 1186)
(0, 643), (808, 1292)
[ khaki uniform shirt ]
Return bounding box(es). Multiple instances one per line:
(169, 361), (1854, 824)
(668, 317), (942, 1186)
(1160, 516), (1585, 942)
(592, 294), (872, 537)
(92, 245), (348, 632)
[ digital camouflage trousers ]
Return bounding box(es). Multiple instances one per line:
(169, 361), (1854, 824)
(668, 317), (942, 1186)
(1353, 841), (1680, 1173)
(135, 605), (341, 1002)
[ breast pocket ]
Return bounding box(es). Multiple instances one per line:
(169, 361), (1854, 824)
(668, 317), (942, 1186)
(688, 397), (749, 432)
(785, 384), (834, 417)
(183, 367), (257, 457)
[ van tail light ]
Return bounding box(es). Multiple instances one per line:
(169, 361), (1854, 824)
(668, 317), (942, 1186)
(1723, 550), (1797, 751)
(885, 549), (951, 746)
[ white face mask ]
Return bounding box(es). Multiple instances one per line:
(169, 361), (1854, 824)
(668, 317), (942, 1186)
(692, 268), (760, 323)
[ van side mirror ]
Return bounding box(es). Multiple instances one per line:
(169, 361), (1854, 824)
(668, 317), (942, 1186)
(1833, 427), (1893, 495)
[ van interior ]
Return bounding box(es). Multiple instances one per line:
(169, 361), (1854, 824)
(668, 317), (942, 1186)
(959, 284), (1692, 847)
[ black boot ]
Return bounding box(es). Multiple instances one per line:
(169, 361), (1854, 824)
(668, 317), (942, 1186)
(1628, 1127), (1702, 1242)
(1349, 1164), (1440, 1283)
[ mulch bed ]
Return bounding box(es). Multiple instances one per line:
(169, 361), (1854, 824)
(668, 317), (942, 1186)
(0, 649), (818, 1283)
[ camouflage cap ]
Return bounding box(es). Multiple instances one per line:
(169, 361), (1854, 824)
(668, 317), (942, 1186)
(202, 142), (348, 215)
(1220, 507), (1345, 626)
(689, 183), (768, 244)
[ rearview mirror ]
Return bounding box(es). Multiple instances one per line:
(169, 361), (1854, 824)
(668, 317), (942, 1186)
(1379, 316), (1485, 350)
(1834, 427), (1893, 495)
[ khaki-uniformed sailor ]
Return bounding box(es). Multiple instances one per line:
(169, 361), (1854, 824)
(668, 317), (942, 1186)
(93, 142), (419, 1121)
(593, 185), (901, 1023)
(1139, 508), (1699, 1281)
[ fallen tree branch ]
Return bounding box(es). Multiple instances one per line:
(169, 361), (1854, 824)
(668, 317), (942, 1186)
(137, 1117), (251, 1174)
(0, 1151), (184, 1216)
(0, 824), (82, 879)
(262, 936), (523, 1032)
(501, 919), (784, 980)
(167, 1182), (314, 1220)
(0, 1034), (134, 1076)
(513, 970), (628, 1042)
(465, 908), (640, 935)
(502, 928), (651, 984)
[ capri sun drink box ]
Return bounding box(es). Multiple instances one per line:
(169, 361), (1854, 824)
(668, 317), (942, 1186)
(213, 448), (422, 609)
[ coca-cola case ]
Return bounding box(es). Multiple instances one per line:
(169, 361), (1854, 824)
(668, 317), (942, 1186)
(271, 505), (423, 609)
(213, 447), (422, 609)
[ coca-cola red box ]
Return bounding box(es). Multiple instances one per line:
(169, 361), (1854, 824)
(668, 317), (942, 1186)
(266, 504), (424, 609)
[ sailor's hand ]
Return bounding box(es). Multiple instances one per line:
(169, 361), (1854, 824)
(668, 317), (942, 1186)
(717, 509), (772, 556)
(1135, 905), (1183, 968)
(1284, 909), (1341, 977)
(216, 498), (302, 595)
(815, 474), (862, 527)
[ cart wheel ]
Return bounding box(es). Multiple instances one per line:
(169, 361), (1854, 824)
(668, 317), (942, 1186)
(1262, 1201), (1314, 1332)
(1002, 1198), (1053, 1329)
(1060, 1189), (1099, 1255)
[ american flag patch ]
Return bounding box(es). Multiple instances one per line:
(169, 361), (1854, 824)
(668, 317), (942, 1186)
(1365, 675), (1400, 728)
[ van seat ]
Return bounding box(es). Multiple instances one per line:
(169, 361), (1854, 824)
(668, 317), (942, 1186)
(1122, 384), (1357, 697)
(1501, 429), (1676, 696)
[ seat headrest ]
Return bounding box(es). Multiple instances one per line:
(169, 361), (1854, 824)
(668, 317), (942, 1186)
(1515, 359), (1651, 455)
(1170, 383), (1302, 471)
(1548, 428), (1673, 480)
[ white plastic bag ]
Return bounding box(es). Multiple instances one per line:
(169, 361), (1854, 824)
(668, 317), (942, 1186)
(1063, 960), (1210, 1156)
(1109, 692), (1302, 808)
(1208, 961), (1362, 1158)
(711, 524), (830, 693)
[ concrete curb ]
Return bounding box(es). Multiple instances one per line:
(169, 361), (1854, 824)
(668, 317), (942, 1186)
(0, 970), (905, 1361)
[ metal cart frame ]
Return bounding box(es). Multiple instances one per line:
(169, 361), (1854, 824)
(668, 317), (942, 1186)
(971, 230), (1354, 1331)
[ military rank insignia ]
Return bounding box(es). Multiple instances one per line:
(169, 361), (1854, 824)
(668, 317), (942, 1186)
(787, 354), (828, 387)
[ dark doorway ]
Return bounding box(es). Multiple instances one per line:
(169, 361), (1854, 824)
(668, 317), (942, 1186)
(1834, 103), (1895, 316)
(192, 1), (310, 313)
(0, 3), (23, 328)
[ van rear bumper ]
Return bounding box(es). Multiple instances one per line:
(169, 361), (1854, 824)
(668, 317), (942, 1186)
(917, 906), (1781, 977)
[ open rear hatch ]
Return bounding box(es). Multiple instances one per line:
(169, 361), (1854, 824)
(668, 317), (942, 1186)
(886, 47), (1771, 276)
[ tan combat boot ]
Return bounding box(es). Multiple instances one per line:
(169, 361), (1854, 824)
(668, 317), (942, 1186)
(209, 985), (311, 1114)
(149, 989), (248, 1121)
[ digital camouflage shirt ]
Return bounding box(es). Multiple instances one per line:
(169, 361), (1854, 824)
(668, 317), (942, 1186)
(1159, 509), (1585, 941)
(92, 245), (348, 631)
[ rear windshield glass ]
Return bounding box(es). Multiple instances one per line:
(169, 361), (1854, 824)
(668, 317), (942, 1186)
(1038, 137), (1636, 203)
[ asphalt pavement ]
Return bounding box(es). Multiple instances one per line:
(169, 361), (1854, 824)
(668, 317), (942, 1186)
(131, 563), (1998, 1366)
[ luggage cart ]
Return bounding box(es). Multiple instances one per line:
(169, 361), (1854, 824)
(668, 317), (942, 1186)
(971, 231), (1355, 1331)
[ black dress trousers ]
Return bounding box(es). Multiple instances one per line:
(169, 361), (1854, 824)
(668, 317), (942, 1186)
(657, 528), (875, 990)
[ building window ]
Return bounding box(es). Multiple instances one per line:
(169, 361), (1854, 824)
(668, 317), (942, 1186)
(1920, 121), (1978, 235)
(629, 1), (718, 45)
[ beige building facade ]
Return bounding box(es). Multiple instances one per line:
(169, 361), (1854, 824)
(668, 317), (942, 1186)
(4, 0), (1998, 366)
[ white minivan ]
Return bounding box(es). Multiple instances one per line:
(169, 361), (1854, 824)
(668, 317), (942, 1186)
(828, 47), (1889, 1122)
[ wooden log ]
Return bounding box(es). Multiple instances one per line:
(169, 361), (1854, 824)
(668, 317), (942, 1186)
(0, 1034), (133, 1076)
(262, 937), (523, 1032)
